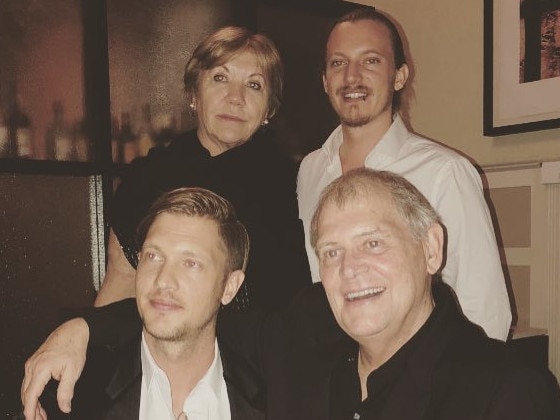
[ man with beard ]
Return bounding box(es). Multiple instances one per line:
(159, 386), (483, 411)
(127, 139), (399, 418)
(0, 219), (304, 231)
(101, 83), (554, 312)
(297, 7), (512, 341)
(34, 187), (263, 419)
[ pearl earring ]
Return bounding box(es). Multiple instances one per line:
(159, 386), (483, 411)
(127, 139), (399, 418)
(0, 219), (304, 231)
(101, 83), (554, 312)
(262, 119), (269, 126)
(189, 102), (196, 111)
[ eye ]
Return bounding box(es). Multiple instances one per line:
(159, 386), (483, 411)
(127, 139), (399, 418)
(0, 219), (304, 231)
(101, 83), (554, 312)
(367, 240), (377, 247)
(184, 258), (201, 269)
(247, 80), (263, 91)
(364, 239), (381, 251)
(138, 250), (162, 265)
(363, 57), (382, 68)
(213, 73), (227, 82)
(329, 59), (346, 68)
(320, 248), (340, 262)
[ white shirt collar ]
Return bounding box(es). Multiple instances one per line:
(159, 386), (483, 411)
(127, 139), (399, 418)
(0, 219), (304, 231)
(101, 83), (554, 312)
(322, 114), (408, 167)
(139, 333), (230, 420)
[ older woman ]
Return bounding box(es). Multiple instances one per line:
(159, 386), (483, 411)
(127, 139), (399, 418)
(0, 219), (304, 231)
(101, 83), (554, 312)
(95, 26), (310, 310)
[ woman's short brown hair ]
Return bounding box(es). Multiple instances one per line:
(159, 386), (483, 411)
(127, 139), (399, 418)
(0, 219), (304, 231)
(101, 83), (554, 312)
(184, 26), (283, 119)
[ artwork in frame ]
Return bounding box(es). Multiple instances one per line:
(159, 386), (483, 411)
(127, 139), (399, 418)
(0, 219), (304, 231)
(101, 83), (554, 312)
(483, 0), (560, 136)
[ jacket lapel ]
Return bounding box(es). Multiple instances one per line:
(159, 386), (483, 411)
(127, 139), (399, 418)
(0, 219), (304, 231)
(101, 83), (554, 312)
(103, 339), (142, 419)
(219, 338), (266, 420)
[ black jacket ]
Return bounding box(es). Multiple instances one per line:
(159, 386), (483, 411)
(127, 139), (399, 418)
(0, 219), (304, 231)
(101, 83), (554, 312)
(80, 282), (560, 419)
(41, 335), (265, 419)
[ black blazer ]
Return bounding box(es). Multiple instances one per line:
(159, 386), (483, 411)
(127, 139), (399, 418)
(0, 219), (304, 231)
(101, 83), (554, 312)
(61, 284), (560, 419)
(40, 335), (265, 420)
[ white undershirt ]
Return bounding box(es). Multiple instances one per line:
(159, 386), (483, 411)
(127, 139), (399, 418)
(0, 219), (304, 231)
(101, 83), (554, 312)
(139, 333), (231, 420)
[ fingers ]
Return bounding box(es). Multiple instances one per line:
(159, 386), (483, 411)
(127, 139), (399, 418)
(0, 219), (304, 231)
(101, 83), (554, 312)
(36, 402), (47, 420)
(21, 318), (89, 418)
(21, 359), (55, 419)
(56, 369), (76, 413)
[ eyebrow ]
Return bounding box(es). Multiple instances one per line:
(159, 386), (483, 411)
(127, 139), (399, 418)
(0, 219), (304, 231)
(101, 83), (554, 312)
(317, 226), (388, 248)
(328, 48), (386, 59)
(216, 64), (265, 79)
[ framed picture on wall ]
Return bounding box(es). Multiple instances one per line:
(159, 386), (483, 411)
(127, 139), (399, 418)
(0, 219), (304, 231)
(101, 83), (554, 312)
(483, 0), (560, 136)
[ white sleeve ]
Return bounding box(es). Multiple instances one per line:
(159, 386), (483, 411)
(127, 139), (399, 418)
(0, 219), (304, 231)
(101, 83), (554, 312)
(432, 159), (512, 341)
(297, 158), (321, 283)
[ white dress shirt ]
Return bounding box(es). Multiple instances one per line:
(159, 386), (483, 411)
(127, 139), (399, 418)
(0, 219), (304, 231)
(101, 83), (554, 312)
(139, 334), (231, 420)
(297, 115), (512, 341)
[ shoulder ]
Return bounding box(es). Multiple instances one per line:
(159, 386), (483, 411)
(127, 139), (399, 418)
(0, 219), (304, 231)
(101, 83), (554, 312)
(300, 126), (341, 171)
(404, 132), (475, 171)
(395, 133), (484, 195)
(299, 147), (328, 173)
(435, 326), (560, 417)
(249, 128), (298, 170)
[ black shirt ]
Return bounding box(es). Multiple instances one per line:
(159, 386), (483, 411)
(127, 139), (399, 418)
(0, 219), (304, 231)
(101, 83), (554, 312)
(111, 127), (311, 311)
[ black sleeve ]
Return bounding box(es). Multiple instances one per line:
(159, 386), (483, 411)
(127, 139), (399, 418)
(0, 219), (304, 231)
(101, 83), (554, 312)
(484, 366), (560, 419)
(81, 298), (141, 348)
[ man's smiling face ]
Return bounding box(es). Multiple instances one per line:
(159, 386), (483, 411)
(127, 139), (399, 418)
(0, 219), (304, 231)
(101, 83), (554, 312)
(322, 19), (407, 128)
(316, 186), (438, 347)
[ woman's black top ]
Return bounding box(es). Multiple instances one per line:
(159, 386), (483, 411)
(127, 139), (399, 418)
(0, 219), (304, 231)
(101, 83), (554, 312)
(110, 128), (311, 311)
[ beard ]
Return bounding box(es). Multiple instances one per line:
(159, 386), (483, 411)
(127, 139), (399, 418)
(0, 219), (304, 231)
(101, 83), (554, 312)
(338, 97), (393, 128)
(144, 320), (208, 343)
(340, 112), (374, 128)
(333, 85), (374, 128)
(141, 306), (218, 344)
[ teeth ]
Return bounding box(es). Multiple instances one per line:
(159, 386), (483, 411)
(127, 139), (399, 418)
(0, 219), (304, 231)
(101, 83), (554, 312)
(345, 287), (385, 301)
(344, 92), (366, 99)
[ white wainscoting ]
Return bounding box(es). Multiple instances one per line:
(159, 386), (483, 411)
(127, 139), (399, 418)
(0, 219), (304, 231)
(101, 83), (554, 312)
(482, 162), (560, 379)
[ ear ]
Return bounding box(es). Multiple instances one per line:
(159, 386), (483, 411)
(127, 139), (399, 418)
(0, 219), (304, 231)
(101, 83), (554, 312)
(190, 94), (198, 110)
(221, 270), (245, 306)
(322, 72), (328, 94)
(394, 63), (409, 92)
(424, 222), (444, 275)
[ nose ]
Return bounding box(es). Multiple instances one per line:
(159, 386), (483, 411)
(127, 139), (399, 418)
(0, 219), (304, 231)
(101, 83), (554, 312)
(226, 82), (245, 106)
(340, 249), (367, 280)
(153, 263), (179, 292)
(344, 60), (362, 85)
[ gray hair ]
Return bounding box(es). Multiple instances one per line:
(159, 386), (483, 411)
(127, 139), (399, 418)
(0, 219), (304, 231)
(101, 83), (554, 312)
(310, 168), (441, 252)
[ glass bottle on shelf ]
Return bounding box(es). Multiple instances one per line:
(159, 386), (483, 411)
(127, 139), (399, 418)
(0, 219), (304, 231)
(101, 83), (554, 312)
(137, 103), (155, 157)
(0, 85), (8, 158)
(0, 113), (8, 158)
(6, 82), (33, 159)
(72, 119), (89, 162)
(118, 111), (138, 164)
(45, 101), (73, 161)
(154, 112), (177, 147)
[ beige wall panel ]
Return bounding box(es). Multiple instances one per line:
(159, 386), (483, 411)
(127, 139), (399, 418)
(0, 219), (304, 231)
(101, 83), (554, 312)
(509, 265), (531, 329)
(488, 186), (531, 248)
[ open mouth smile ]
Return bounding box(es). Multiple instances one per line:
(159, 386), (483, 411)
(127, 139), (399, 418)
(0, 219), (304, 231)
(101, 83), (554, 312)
(345, 287), (385, 302)
(343, 91), (367, 100)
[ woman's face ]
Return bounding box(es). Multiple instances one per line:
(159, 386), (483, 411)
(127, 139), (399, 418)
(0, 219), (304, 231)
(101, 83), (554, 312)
(194, 51), (270, 156)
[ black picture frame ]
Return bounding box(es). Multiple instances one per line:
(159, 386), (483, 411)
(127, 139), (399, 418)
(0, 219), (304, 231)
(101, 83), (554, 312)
(483, 0), (560, 136)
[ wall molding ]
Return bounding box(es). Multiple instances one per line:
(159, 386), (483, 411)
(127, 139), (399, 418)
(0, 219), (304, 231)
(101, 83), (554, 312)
(546, 183), (560, 376)
(482, 162), (560, 379)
